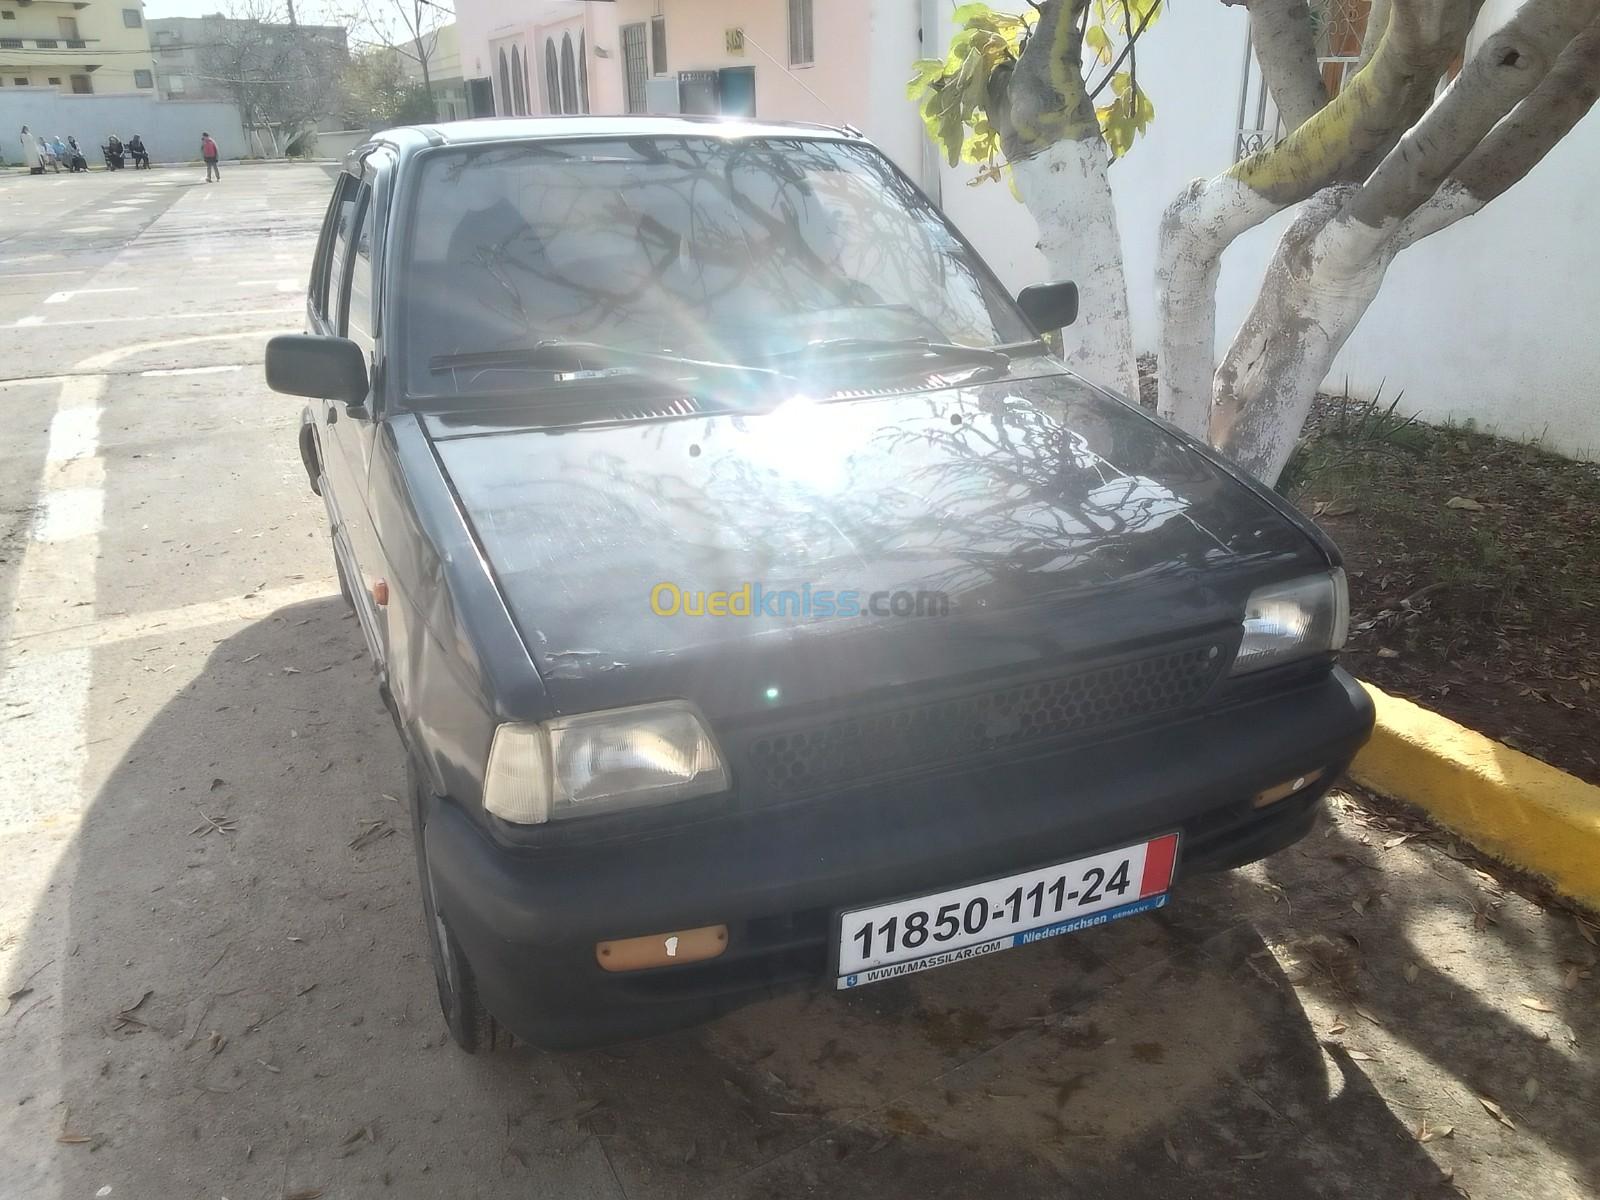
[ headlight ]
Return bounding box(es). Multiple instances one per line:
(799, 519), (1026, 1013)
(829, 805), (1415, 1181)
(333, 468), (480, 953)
(1231, 569), (1348, 675)
(483, 701), (729, 824)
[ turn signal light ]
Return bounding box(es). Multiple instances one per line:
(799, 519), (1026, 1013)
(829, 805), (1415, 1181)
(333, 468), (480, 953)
(1254, 770), (1326, 808)
(596, 925), (729, 972)
(371, 578), (389, 607)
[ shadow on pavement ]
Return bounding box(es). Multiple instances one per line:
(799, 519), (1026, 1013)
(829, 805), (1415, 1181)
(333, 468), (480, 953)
(6, 596), (1561, 1198)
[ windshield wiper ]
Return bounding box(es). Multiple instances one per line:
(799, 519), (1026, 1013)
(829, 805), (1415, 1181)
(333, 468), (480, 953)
(759, 337), (1012, 371)
(429, 340), (786, 383)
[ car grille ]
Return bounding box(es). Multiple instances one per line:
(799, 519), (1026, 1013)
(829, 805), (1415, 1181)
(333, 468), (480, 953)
(746, 642), (1227, 797)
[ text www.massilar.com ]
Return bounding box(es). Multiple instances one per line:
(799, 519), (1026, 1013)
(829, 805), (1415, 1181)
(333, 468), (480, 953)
(650, 582), (950, 619)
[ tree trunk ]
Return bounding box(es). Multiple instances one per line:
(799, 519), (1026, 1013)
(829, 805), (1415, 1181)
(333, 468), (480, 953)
(1211, 0), (1600, 484)
(993, 0), (1141, 402)
(1011, 137), (1141, 402)
(1246, 0), (1329, 129)
(1155, 0), (1475, 436)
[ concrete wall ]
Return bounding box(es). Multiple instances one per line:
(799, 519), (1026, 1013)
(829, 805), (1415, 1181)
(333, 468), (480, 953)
(1, 90), (245, 163)
(455, 0), (624, 117)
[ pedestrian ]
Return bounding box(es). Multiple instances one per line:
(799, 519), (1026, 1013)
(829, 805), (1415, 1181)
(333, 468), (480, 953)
(19, 126), (45, 175)
(106, 133), (124, 170)
(66, 135), (87, 172)
(129, 133), (150, 169)
(40, 135), (61, 173)
(50, 135), (71, 170)
(200, 131), (220, 182)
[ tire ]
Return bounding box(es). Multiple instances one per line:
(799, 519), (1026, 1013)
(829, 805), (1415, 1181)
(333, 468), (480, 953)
(408, 759), (504, 1053)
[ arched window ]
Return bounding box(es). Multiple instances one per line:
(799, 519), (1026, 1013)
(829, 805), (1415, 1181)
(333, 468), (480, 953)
(497, 48), (511, 116)
(560, 32), (578, 114)
(510, 44), (526, 115)
(523, 51), (531, 116)
(578, 33), (589, 113)
(544, 38), (560, 113)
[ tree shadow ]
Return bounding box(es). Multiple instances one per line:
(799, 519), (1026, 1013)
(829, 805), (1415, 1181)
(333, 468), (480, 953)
(1, 597), (1482, 1198)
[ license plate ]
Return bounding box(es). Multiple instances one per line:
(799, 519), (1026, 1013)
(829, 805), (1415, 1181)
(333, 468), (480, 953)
(834, 833), (1179, 989)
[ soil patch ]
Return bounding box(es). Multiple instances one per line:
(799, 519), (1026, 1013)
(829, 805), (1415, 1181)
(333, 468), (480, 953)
(1285, 396), (1600, 785)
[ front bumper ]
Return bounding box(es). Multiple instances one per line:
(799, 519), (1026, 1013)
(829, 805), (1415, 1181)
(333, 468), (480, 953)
(424, 668), (1374, 1048)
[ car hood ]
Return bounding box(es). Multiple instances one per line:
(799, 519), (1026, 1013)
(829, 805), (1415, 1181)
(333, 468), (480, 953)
(424, 367), (1326, 721)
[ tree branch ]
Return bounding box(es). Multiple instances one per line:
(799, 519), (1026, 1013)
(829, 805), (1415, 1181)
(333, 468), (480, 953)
(1348, 0), (1600, 229)
(1398, 11), (1600, 244)
(1245, 0), (1328, 129)
(1000, 0), (1099, 159)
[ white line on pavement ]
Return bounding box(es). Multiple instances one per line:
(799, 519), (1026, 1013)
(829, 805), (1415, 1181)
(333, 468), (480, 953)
(9, 308), (299, 329)
(44, 287), (139, 304)
(141, 364), (244, 377)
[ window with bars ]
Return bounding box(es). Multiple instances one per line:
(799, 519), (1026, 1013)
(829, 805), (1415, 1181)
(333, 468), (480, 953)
(1234, 0), (1372, 160)
(788, 0), (814, 65)
(621, 21), (648, 113)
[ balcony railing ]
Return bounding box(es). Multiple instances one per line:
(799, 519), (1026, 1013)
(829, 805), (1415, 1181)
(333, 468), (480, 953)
(0, 35), (99, 50)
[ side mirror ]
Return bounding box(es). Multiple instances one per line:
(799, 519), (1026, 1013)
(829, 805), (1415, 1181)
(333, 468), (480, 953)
(1016, 280), (1080, 332)
(266, 334), (369, 404)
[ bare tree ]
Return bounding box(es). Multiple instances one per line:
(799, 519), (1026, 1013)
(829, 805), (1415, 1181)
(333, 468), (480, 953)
(200, 0), (348, 155)
(337, 0), (452, 107)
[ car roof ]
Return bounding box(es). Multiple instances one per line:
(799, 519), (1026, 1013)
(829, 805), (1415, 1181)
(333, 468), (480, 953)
(353, 114), (866, 166)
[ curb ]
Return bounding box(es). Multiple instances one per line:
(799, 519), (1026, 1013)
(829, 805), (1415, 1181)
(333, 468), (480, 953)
(1350, 682), (1600, 910)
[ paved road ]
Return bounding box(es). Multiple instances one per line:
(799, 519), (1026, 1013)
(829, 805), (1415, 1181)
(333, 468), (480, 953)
(0, 163), (1594, 1200)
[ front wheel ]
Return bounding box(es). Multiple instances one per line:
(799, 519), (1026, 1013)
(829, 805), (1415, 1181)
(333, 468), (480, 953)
(409, 759), (505, 1053)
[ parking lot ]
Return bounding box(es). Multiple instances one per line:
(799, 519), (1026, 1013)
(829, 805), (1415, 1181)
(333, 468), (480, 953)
(0, 163), (1595, 1200)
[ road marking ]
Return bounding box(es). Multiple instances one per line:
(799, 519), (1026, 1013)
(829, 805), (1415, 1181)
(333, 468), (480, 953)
(141, 364), (244, 377)
(0, 375), (106, 838)
(5, 579), (336, 656)
(44, 287), (139, 304)
(10, 307), (298, 329)
(0, 269), (88, 279)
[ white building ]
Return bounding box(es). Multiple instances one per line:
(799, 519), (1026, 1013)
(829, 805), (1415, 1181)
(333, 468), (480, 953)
(449, 0), (1600, 461)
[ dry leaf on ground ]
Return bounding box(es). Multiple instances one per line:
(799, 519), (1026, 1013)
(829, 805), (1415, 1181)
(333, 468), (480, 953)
(1478, 1097), (1516, 1130)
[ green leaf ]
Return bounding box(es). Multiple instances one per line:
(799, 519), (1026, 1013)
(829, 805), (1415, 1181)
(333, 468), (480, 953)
(1084, 25), (1114, 66)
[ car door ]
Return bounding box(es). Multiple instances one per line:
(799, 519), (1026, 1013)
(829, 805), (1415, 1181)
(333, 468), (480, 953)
(316, 163), (389, 670)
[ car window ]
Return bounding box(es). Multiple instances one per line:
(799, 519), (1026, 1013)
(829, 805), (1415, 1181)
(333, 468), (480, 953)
(399, 136), (1033, 400)
(346, 184), (376, 351)
(321, 177), (359, 327)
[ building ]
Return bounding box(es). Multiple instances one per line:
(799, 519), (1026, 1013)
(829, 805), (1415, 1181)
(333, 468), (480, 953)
(0, 0), (155, 95)
(396, 20), (465, 121)
(146, 13), (347, 104)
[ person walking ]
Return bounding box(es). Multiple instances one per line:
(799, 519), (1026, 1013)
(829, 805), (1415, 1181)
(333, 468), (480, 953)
(200, 131), (220, 182)
(19, 126), (46, 175)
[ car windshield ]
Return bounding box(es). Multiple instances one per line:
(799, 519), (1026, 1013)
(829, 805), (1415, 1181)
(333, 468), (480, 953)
(399, 135), (1034, 400)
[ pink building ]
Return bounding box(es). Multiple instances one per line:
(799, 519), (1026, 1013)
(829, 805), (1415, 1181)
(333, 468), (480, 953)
(452, 0), (939, 191)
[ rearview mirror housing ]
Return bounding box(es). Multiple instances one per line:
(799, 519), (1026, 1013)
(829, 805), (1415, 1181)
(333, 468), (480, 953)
(266, 334), (370, 404)
(1016, 281), (1080, 333)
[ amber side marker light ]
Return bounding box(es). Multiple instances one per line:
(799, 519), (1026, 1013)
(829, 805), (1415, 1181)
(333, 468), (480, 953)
(1254, 770), (1327, 809)
(371, 578), (389, 607)
(596, 925), (729, 972)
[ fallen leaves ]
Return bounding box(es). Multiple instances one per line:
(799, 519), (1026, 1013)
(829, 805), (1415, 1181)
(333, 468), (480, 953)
(1478, 1096), (1516, 1130)
(190, 810), (237, 837)
(1445, 496), (1485, 511)
(1415, 1119), (1454, 1143)
(348, 820), (395, 851)
(283, 1189), (325, 1200)
(1404, 962), (1420, 984)
(1517, 996), (1555, 1013)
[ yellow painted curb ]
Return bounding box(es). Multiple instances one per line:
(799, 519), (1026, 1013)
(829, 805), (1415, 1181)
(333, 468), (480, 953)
(1350, 682), (1600, 910)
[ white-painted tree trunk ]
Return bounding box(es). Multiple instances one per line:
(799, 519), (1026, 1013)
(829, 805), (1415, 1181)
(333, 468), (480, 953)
(1154, 175), (1282, 437)
(1011, 138), (1141, 405)
(1210, 187), (1396, 483)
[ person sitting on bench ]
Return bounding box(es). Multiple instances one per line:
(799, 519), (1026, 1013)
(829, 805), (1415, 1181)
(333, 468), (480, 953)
(104, 134), (125, 170)
(128, 134), (150, 169)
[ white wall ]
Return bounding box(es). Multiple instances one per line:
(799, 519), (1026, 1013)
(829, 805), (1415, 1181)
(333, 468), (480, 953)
(927, 0), (1600, 461)
(1, 91), (246, 164)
